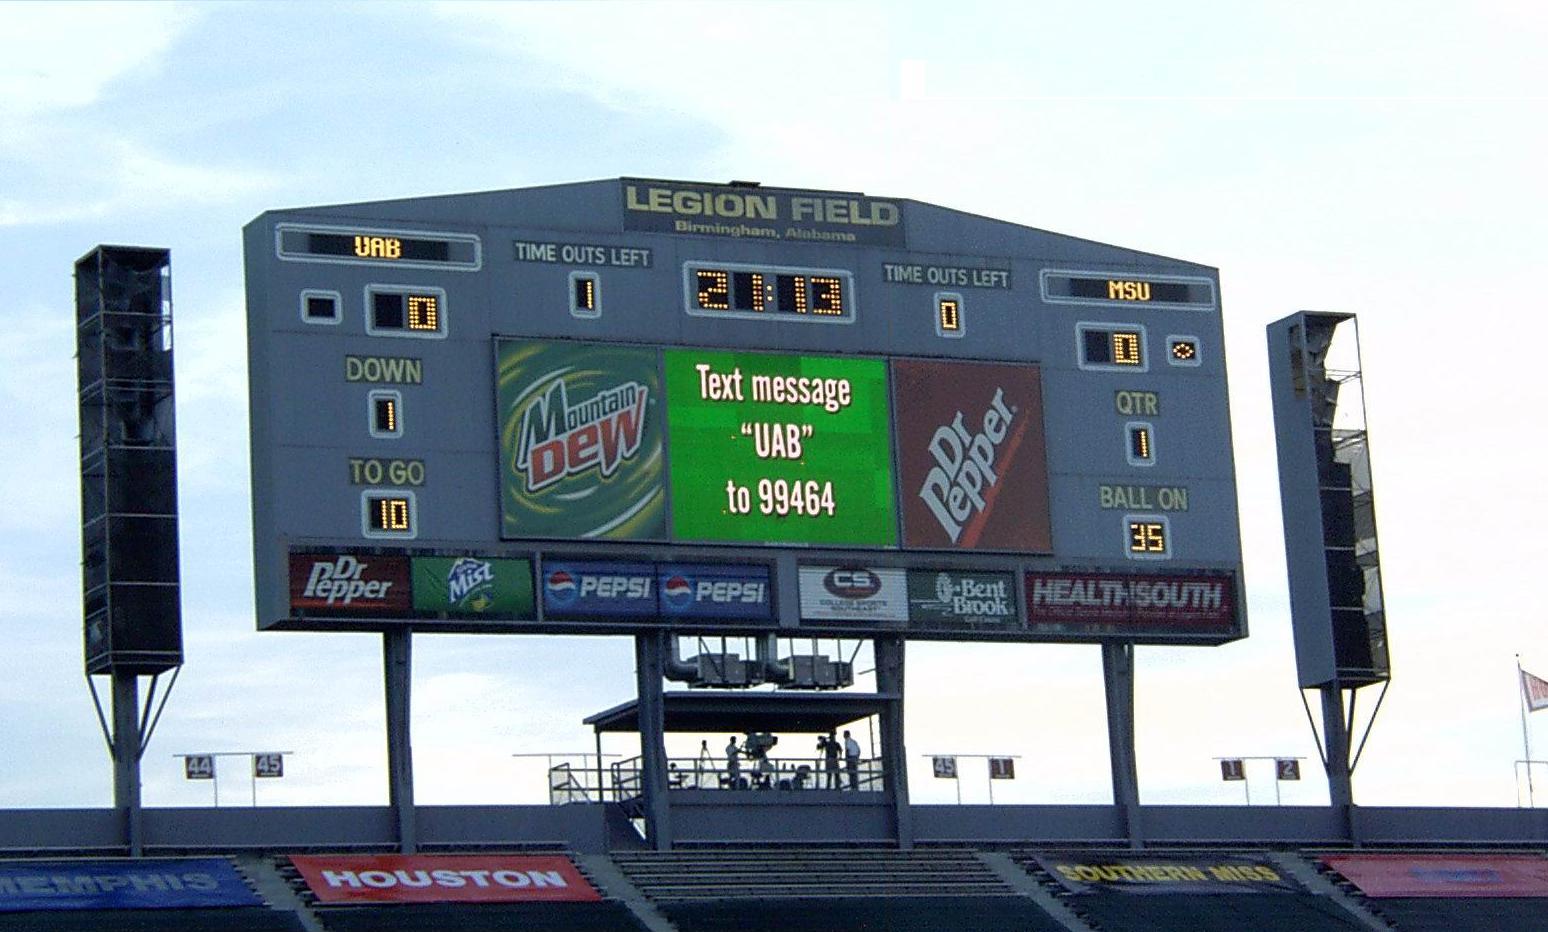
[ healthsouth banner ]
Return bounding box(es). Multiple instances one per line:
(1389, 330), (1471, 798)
(291, 854), (601, 905)
(1036, 853), (1300, 895)
(1323, 854), (1548, 898)
(1025, 570), (1234, 634)
(0, 858), (260, 911)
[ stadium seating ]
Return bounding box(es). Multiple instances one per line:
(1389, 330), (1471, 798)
(1363, 896), (1548, 931)
(0, 907), (308, 931)
(659, 895), (1071, 932)
(1059, 890), (1370, 932)
(311, 901), (652, 931)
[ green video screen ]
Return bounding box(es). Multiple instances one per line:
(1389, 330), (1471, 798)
(665, 349), (897, 546)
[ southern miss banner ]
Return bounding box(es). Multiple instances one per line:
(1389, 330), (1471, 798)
(1037, 853), (1300, 895)
(0, 858), (259, 911)
(291, 854), (600, 904)
(1324, 854), (1548, 898)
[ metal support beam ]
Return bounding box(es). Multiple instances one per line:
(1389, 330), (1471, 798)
(111, 672), (143, 856)
(1102, 642), (1142, 848)
(636, 634), (672, 850)
(1320, 683), (1356, 840)
(874, 637), (911, 849)
(383, 630), (416, 853)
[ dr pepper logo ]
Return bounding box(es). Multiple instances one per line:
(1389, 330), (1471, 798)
(289, 554), (410, 613)
(497, 340), (666, 540)
(892, 360), (1051, 552)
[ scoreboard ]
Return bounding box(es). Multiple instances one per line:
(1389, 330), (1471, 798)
(243, 178), (1244, 643)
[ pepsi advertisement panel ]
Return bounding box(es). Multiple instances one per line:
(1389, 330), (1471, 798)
(542, 560), (656, 619)
(658, 563), (774, 620)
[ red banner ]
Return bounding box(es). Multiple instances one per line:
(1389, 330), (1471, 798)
(1025, 571), (1234, 633)
(288, 553), (411, 613)
(291, 854), (600, 904)
(1324, 854), (1548, 898)
(892, 360), (1051, 552)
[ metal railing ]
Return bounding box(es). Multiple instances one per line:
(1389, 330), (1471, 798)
(549, 755), (885, 804)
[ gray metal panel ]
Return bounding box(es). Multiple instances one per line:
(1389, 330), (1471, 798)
(245, 180), (1244, 640)
(1267, 312), (1342, 688)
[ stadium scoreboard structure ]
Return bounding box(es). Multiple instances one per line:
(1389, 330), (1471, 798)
(244, 179), (1244, 644)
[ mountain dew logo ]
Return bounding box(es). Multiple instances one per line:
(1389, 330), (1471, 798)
(497, 340), (665, 540)
(515, 378), (649, 493)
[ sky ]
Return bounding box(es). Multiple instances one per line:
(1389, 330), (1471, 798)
(2, 1), (1546, 814)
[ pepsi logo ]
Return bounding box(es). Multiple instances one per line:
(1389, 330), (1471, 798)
(824, 567), (881, 599)
(662, 575), (693, 607)
(545, 569), (578, 604)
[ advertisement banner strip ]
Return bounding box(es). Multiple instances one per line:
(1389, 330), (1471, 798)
(906, 569), (1018, 628)
(1025, 571), (1234, 631)
(658, 563), (773, 620)
(410, 556), (534, 616)
(1035, 853), (1300, 896)
(798, 566), (908, 622)
(289, 553), (412, 614)
(542, 560), (657, 619)
(0, 858), (260, 912)
(542, 560), (774, 621)
(1323, 854), (1548, 898)
(290, 854), (600, 905)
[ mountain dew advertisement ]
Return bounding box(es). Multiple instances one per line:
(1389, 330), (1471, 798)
(411, 557), (534, 615)
(497, 340), (666, 540)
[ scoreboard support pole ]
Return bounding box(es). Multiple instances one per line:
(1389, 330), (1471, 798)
(1102, 642), (1144, 849)
(384, 630), (417, 853)
(874, 637), (913, 849)
(636, 635), (673, 850)
(110, 672), (144, 856)
(1318, 683), (1356, 841)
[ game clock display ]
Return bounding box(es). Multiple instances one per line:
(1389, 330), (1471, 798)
(684, 262), (853, 322)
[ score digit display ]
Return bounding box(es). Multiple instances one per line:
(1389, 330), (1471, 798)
(665, 349), (895, 546)
(685, 262), (853, 322)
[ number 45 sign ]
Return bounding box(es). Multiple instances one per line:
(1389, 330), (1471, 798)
(253, 752), (285, 779)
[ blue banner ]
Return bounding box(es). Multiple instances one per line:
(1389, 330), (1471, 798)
(542, 560), (656, 619)
(658, 564), (773, 620)
(0, 858), (261, 911)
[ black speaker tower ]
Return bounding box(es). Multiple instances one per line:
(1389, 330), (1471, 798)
(75, 246), (184, 854)
(1267, 311), (1389, 833)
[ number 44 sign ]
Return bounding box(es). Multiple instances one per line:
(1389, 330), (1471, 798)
(253, 753), (285, 779)
(183, 755), (214, 780)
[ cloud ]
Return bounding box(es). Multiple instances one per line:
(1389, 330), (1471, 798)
(0, 3), (199, 119)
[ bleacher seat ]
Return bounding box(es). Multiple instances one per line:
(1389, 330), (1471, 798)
(659, 895), (1071, 932)
(1066, 891), (1370, 932)
(0, 907), (308, 932)
(1365, 896), (1548, 931)
(312, 901), (652, 932)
